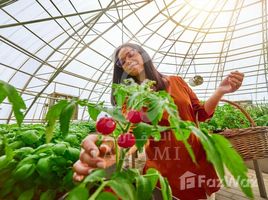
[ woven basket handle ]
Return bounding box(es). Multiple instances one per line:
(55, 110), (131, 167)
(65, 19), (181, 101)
(195, 99), (256, 127)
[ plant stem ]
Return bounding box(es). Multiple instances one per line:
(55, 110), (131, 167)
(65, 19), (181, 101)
(114, 138), (119, 168)
(88, 181), (108, 200)
(116, 121), (125, 132)
(116, 148), (129, 172)
(124, 122), (131, 133)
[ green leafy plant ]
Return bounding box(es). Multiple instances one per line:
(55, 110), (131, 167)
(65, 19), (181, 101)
(46, 79), (253, 199)
(0, 122), (95, 200)
(0, 79), (254, 199)
(200, 103), (268, 131)
(0, 80), (26, 126)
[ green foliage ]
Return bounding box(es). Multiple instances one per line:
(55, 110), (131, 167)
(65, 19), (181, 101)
(247, 103), (268, 126)
(70, 168), (171, 200)
(0, 80), (26, 126)
(212, 134), (253, 198)
(45, 100), (69, 143)
(0, 122), (96, 199)
(200, 103), (268, 131)
(0, 79), (256, 199)
(18, 188), (35, 200)
(60, 100), (77, 137)
(191, 127), (253, 198)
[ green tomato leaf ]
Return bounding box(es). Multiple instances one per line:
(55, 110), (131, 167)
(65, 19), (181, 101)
(108, 178), (136, 200)
(112, 84), (128, 107)
(147, 97), (164, 125)
(60, 100), (77, 137)
(190, 126), (226, 185)
(151, 129), (161, 141)
(67, 186), (89, 200)
(133, 123), (152, 152)
(18, 188), (35, 200)
(105, 106), (126, 123)
(135, 176), (153, 200)
(83, 169), (106, 184)
(144, 168), (159, 190)
(211, 134), (253, 199)
(88, 103), (101, 121)
(158, 174), (172, 200)
(0, 80), (26, 126)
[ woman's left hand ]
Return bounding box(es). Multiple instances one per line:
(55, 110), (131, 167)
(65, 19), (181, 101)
(217, 71), (244, 94)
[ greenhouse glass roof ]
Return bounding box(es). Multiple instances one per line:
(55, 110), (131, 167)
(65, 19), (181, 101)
(0, 0), (267, 123)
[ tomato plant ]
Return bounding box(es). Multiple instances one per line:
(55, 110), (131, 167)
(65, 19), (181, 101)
(0, 79), (254, 199)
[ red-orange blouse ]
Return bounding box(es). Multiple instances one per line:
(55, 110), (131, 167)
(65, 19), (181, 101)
(143, 76), (220, 200)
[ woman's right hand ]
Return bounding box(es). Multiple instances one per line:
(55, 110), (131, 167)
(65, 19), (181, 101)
(73, 134), (116, 182)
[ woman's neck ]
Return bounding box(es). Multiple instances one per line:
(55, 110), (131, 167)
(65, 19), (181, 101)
(135, 70), (146, 84)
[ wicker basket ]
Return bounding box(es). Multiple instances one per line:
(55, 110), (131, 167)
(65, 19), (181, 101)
(216, 99), (268, 161)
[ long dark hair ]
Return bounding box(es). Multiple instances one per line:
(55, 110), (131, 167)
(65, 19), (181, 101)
(111, 43), (167, 105)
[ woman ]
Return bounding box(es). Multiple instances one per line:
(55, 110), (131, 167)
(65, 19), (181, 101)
(73, 43), (244, 199)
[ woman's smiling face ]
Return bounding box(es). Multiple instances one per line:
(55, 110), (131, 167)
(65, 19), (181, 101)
(117, 46), (145, 77)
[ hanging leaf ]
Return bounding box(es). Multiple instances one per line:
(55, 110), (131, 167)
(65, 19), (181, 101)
(60, 100), (77, 137)
(158, 175), (172, 200)
(135, 176), (153, 200)
(45, 100), (68, 143)
(133, 123), (151, 152)
(190, 126), (226, 185)
(147, 96), (164, 125)
(112, 84), (128, 107)
(108, 178), (137, 200)
(87, 103), (101, 121)
(211, 134), (253, 199)
(67, 186), (89, 200)
(144, 168), (159, 190)
(0, 80), (26, 126)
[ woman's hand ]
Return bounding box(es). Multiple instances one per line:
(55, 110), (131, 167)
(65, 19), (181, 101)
(73, 134), (116, 182)
(217, 71), (244, 94)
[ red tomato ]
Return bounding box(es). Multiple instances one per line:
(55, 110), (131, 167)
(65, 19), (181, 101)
(96, 117), (116, 135)
(127, 110), (142, 123)
(117, 133), (136, 148)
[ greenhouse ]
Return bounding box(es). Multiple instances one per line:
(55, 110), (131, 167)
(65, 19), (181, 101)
(0, 0), (268, 199)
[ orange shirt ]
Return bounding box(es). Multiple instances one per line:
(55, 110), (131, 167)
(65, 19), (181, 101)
(143, 76), (220, 200)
